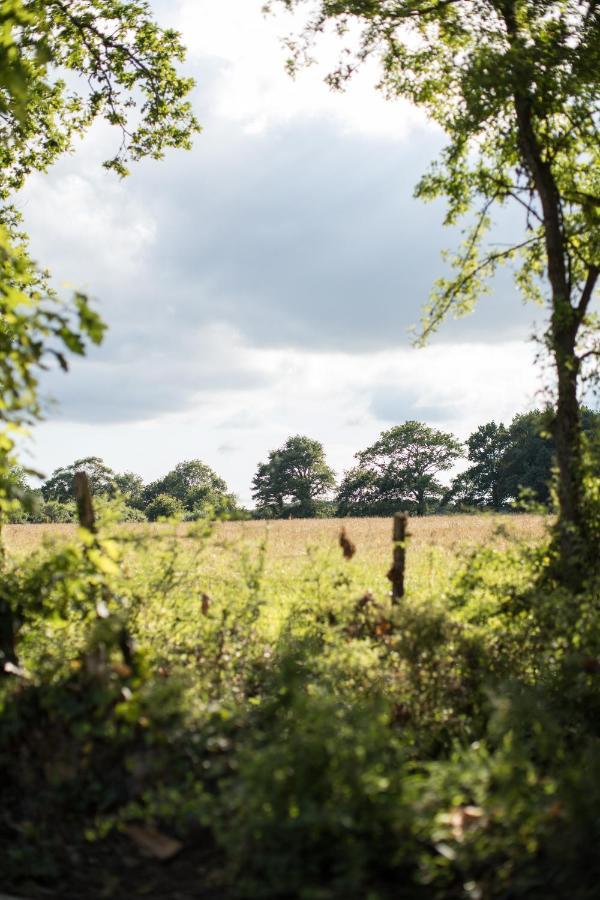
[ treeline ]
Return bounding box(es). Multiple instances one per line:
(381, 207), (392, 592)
(252, 408), (600, 518)
(10, 407), (600, 523)
(8, 458), (245, 524)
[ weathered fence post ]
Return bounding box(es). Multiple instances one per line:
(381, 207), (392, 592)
(74, 472), (96, 533)
(387, 512), (408, 604)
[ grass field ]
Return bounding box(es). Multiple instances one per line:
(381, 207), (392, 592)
(3, 512), (548, 562)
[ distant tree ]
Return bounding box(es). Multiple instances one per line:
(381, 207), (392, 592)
(449, 408), (600, 510)
(142, 460), (236, 516)
(145, 494), (185, 522)
(41, 457), (116, 504)
(336, 468), (389, 518)
(449, 423), (512, 511)
(114, 472), (145, 509)
(252, 436), (336, 518)
(32, 500), (77, 524)
(339, 422), (463, 516)
(502, 411), (556, 505)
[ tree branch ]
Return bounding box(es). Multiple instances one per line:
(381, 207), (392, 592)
(577, 265), (600, 319)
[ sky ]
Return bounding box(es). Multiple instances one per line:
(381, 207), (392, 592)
(18, 0), (548, 505)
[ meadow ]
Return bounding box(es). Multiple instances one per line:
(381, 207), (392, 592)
(3, 512), (548, 562)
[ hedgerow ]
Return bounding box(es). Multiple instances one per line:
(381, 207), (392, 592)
(1, 511), (600, 899)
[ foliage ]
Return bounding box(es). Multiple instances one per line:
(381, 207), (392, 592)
(0, 227), (104, 521)
(142, 459), (238, 517)
(0, 0), (200, 196)
(113, 471), (145, 509)
(0, 0), (198, 525)
(32, 498), (77, 523)
(252, 435), (336, 518)
(144, 493), (185, 522)
(338, 421), (463, 516)
(2, 517), (600, 897)
(501, 410), (556, 505)
(449, 407), (600, 510)
(41, 456), (117, 503)
(451, 422), (512, 511)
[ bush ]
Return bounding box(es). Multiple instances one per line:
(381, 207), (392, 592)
(215, 645), (417, 898)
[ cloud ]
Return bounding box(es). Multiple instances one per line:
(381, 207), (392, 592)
(15, 0), (555, 501)
(39, 324), (274, 424)
(167, 0), (428, 140)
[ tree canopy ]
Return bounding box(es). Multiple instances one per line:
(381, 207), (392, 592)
(41, 456), (117, 503)
(338, 421), (463, 516)
(448, 407), (600, 510)
(142, 459), (237, 516)
(252, 435), (336, 517)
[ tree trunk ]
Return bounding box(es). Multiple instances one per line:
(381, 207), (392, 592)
(552, 316), (588, 572)
(502, 2), (590, 583)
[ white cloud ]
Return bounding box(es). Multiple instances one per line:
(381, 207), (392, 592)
(19, 161), (157, 288)
(173, 0), (428, 140)
(15, 1), (550, 504)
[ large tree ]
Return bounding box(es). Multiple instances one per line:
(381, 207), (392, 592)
(252, 435), (336, 517)
(450, 407), (600, 509)
(338, 421), (462, 516)
(272, 0), (600, 579)
(113, 471), (145, 509)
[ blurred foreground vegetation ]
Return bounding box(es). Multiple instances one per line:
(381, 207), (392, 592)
(2, 512), (600, 898)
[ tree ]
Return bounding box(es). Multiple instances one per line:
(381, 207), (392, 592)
(338, 421), (463, 516)
(0, 1), (198, 523)
(42, 457), (116, 503)
(142, 460), (236, 516)
(450, 407), (600, 510)
(336, 467), (386, 517)
(252, 436), (336, 517)
(450, 422), (512, 511)
(114, 472), (145, 509)
(33, 499), (77, 524)
(145, 493), (185, 522)
(273, 0), (600, 579)
(502, 410), (556, 505)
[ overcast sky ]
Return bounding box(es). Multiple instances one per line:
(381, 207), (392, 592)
(18, 0), (548, 504)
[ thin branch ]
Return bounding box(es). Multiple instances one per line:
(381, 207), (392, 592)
(577, 264), (600, 319)
(422, 234), (541, 338)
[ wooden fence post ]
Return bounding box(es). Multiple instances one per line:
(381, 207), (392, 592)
(74, 472), (96, 533)
(387, 512), (408, 604)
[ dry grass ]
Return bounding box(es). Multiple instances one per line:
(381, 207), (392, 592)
(2, 514), (549, 564)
